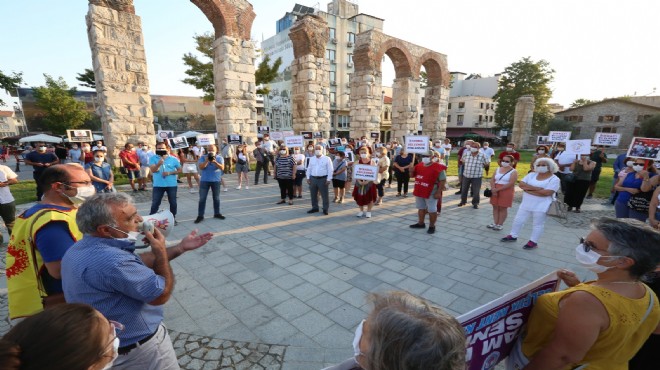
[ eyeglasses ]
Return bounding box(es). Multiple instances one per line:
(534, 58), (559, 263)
(579, 237), (602, 253)
(62, 181), (93, 186)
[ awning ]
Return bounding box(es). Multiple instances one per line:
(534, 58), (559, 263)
(18, 133), (63, 143)
(445, 128), (499, 139)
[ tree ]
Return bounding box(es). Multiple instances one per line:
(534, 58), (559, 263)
(0, 69), (23, 106)
(255, 55), (282, 95)
(32, 74), (90, 135)
(569, 98), (594, 108)
(76, 68), (96, 89)
(493, 57), (554, 132)
(544, 118), (575, 134)
(640, 114), (660, 138)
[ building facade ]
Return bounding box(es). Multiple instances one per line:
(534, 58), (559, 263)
(445, 72), (500, 140)
(0, 110), (28, 138)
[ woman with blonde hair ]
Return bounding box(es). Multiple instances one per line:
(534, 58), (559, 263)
(488, 154), (518, 230)
(352, 146), (378, 218)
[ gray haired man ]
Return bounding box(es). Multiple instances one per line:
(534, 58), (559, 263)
(305, 145), (334, 215)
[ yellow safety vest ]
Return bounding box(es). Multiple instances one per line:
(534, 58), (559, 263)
(6, 206), (82, 319)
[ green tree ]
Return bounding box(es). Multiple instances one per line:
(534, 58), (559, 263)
(0, 69), (23, 106)
(569, 98), (594, 108)
(493, 57), (555, 132)
(255, 55), (282, 95)
(32, 74), (90, 135)
(640, 114), (660, 138)
(76, 68), (96, 89)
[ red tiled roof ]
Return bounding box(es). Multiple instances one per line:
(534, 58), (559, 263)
(0, 111), (13, 117)
(383, 96), (392, 104)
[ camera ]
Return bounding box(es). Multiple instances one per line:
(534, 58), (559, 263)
(208, 153), (215, 161)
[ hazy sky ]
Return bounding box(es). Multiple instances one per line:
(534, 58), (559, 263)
(1, 0), (658, 108)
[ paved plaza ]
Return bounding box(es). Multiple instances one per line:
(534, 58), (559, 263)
(0, 167), (615, 369)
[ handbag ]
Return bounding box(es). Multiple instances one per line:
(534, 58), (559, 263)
(627, 190), (653, 213)
(119, 166), (127, 175)
(546, 197), (567, 219)
(563, 172), (576, 183)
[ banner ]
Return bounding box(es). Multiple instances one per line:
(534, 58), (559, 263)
(536, 136), (552, 146)
(196, 134), (215, 146)
(458, 272), (559, 370)
(270, 131), (284, 140)
(285, 135), (305, 148)
(227, 134), (243, 145)
(353, 164), (378, 181)
(405, 135), (430, 154)
(168, 136), (189, 150)
(548, 131), (571, 142)
(67, 129), (93, 143)
(565, 139), (591, 155)
(627, 137), (660, 160)
(593, 133), (621, 146)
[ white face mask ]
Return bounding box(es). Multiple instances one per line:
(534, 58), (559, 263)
(353, 320), (365, 358)
(39, 146), (47, 152)
(95, 156), (104, 162)
(575, 244), (619, 274)
(308, 147), (314, 152)
(422, 157), (431, 164)
(109, 225), (141, 243)
(360, 153), (368, 159)
(506, 147), (513, 152)
(315, 150), (322, 157)
(501, 162), (511, 167)
(470, 148), (478, 153)
(62, 184), (96, 207)
(537, 150), (545, 154)
(626, 161), (634, 167)
(535, 166), (548, 174)
(294, 149), (300, 154)
(465, 144), (471, 149)
(101, 336), (120, 370)
(72, 146), (78, 150)
(280, 150), (287, 155)
(632, 165), (644, 172)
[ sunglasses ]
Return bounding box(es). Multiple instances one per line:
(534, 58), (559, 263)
(501, 161), (510, 164)
(579, 237), (599, 253)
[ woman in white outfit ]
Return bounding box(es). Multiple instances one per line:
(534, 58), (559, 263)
(501, 157), (560, 250)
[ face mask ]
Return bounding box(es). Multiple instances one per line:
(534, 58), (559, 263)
(360, 153), (368, 159)
(39, 146), (47, 152)
(294, 149), (300, 154)
(95, 156), (104, 162)
(62, 184), (96, 207)
(470, 148), (478, 153)
(100, 337), (120, 370)
(315, 150), (322, 156)
(484, 145), (489, 148)
(308, 147), (314, 152)
(109, 225), (141, 242)
(506, 147), (513, 152)
(535, 166), (548, 174)
(280, 150), (287, 155)
(501, 161), (511, 167)
(465, 144), (471, 149)
(575, 244), (619, 274)
(538, 150), (545, 154)
(422, 157), (431, 164)
(72, 146), (78, 150)
(633, 165), (644, 172)
(142, 147), (147, 151)
(155, 149), (168, 157)
(353, 320), (365, 358)
(83, 147), (90, 152)
(626, 161), (634, 167)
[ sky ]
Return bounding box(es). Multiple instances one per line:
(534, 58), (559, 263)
(1, 0), (659, 109)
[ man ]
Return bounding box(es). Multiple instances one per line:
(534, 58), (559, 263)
(261, 133), (276, 169)
(195, 144), (225, 223)
(480, 141), (495, 176)
(409, 150), (446, 234)
(149, 142), (181, 224)
(191, 142), (205, 160)
(137, 142), (151, 190)
(119, 142), (141, 192)
(6, 164), (93, 320)
(253, 141), (269, 185)
(459, 142), (488, 209)
(24, 141), (59, 200)
(91, 140), (107, 153)
(0, 163), (18, 244)
(553, 143), (574, 193)
(587, 145), (607, 199)
(220, 138), (234, 174)
(498, 142), (520, 167)
(61, 192), (213, 370)
(442, 138), (452, 166)
(306, 145), (333, 215)
(454, 140), (473, 195)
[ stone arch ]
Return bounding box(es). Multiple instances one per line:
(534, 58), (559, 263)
(190, 0), (255, 40)
(416, 52), (449, 88)
(376, 43), (415, 79)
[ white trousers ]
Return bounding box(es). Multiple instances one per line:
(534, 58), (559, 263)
(510, 208), (547, 243)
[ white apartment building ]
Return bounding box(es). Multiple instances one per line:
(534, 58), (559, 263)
(446, 72), (500, 140)
(0, 109), (28, 138)
(261, 0), (383, 137)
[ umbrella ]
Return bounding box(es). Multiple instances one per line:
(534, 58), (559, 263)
(177, 131), (203, 139)
(18, 134), (63, 143)
(461, 132), (482, 139)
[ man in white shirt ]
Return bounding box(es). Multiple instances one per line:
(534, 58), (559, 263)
(306, 145), (334, 215)
(191, 143), (205, 159)
(553, 143), (574, 193)
(0, 164), (18, 244)
(442, 139), (452, 166)
(480, 141), (495, 176)
(91, 140), (107, 153)
(261, 133), (276, 172)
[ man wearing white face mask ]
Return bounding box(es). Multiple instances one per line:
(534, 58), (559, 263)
(61, 192), (213, 370)
(6, 164), (91, 321)
(24, 141), (59, 200)
(409, 150), (447, 234)
(459, 142), (488, 209)
(305, 145), (334, 215)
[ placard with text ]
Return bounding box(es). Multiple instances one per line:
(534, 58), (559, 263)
(284, 135), (305, 148)
(548, 131), (571, 142)
(353, 164), (378, 181)
(405, 135), (430, 154)
(593, 132), (621, 146)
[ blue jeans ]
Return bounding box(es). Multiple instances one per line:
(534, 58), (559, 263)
(151, 186), (177, 216)
(198, 181), (220, 217)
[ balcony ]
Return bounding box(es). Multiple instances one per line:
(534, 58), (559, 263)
(347, 42), (353, 48)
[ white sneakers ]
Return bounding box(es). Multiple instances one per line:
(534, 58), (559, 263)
(356, 211), (364, 217)
(245, 186), (249, 190)
(236, 185), (241, 190)
(365, 212), (372, 218)
(356, 211), (372, 218)
(223, 187), (228, 192)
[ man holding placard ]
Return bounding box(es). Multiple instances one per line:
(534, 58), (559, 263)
(409, 150), (446, 234)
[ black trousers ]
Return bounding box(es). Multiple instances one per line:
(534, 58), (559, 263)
(254, 160), (269, 184)
(396, 172), (410, 194)
(277, 178), (294, 200)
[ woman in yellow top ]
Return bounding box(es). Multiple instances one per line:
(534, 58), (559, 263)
(509, 217), (660, 370)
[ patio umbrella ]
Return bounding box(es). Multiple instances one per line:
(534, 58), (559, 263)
(461, 132), (482, 140)
(18, 134), (63, 143)
(177, 131), (203, 139)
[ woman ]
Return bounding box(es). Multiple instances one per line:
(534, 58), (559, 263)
(80, 143), (94, 165)
(178, 148), (200, 193)
(488, 155), (518, 231)
(292, 146), (305, 198)
(393, 147), (414, 197)
(323, 291), (466, 370)
(614, 158), (654, 220)
(0, 303), (122, 370)
(85, 150), (114, 193)
(530, 145), (551, 172)
(68, 143), (82, 165)
(648, 184), (660, 229)
(352, 146), (378, 218)
(508, 217), (660, 370)
(564, 153), (596, 213)
(332, 151), (348, 203)
(374, 147), (390, 205)
(345, 144), (356, 185)
(234, 144), (250, 190)
(501, 158), (560, 250)
(274, 145), (296, 205)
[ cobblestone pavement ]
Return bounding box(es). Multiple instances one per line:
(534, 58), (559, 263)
(0, 173), (618, 369)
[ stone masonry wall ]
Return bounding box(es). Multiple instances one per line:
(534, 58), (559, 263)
(422, 85), (449, 141)
(291, 56), (330, 137)
(350, 70), (383, 139)
(511, 95), (535, 149)
(391, 77), (420, 142)
(86, 4), (155, 164)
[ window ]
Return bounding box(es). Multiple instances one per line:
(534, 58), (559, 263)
(348, 32), (355, 43)
(384, 110), (389, 120)
(597, 126), (617, 133)
(330, 92), (336, 104)
(338, 114), (351, 128)
(326, 49), (336, 61)
(329, 28), (336, 40)
(638, 114), (653, 122)
(457, 115), (464, 126)
(448, 103), (452, 109)
(447, 115), (451, 122)
(458, 102), (465, 109)
(598, 115), (619, 122)
(478, 115), (483, 122)
(490, 116), (494, 122)
(329, 71), (336, 83)
(480, 102), (484, 109)
(567, 115), (583, 122)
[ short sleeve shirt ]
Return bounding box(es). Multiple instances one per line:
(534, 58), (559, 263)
(0, 165), (17, 204)
(198, 155), (224, 182)
(149, 155), (181, 187)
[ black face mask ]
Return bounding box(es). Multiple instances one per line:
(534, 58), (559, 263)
(155, 149), (168, 156)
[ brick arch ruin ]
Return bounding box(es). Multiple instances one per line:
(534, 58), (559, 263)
(86, 0), (257, 163)
(351, 30), (449, 141)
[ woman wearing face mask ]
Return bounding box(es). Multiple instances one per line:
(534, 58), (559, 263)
(0, 303), (123, 370)
(332, 151), (348, 203)
(613, 159), (655, 220)
(374, 147), (390, 205)
(508, 218), (660, 370)
(488, 155), (518, 231)
(274, 146), (296, 205)
(530, 145), (550, 172)
(178, 148), (200, 193)
(352, 146), (378, 218)
(393, 147), (414, 197)
(323, 291), (466, 370)
(233, 145), (250, 190)
(85, 150), (114, 193)
(563, 154), (596, 213)
(80, 143), (94, 165)
(501, 158), (560, 249)
(292, 147), (306, 198)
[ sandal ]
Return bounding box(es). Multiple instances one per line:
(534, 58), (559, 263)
(276, 200), (286, 204)
(288, 200), (294, 205)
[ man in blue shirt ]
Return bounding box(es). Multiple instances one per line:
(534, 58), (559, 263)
(148, 142), (181, 224)
(61, 192), (213, 369)
(195, 144), (225, 223)
(24, 141), (59, 200)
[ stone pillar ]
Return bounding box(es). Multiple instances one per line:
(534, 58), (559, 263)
(289, 15), (330, 138)
(86, 2), (155, 165)
(213, 36), (257, 145)
(512, 95), (535, 149)
(391, 77), (420, 142)
(350, 70), (382, 139)
(422, 85), (449, 141)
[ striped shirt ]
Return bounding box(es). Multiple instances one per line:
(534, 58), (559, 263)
(61, 235), (165, 346)
(275, 156), (296, 179)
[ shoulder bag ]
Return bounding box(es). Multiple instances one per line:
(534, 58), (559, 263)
(627, 189), (654, 213)
(546, 193), (567, 219)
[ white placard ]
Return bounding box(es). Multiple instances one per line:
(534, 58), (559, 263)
(282, 130), (295, 137)
(67, 129), (93, 143)
(536, 136), (552, 146)
(196, 134), (215, 146)
(353, 164), (378, 181)
(405, 135), (430, 154)
(565, 139), (591, 155)
(284, 135), (305, 148)
(269, 131), (284, 140)
(548, 131), (571, 142)
(168, 136), (189, 150)
(594, 133), (621, 146)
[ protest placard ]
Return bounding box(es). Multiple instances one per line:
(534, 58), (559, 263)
(370, 132), (380, 140)
(536, 136), (552, 146)
(301, 131), (313, 140)
(353, 164), (378, 181)
(284, 135), (305, 148)
(627, 137), (660, 160)
(257, 126), (270, 135)
(313, 131), (323, 139)
(157, 130), (174, 142)
(227, 134), (243, 145)
(565, 139), (591, 155)
(67, 129), (93, 143)
(458, 272), (559, 370)
(548, 131), (571, 142)
(168, 136), (189, 150)
(328, 138), (341, 148)
(593, 133), (621, 146)
(269, 131), (284, 140)
(196, 134), (215, 146)
(405, 135), (430, 154)
(282, 130), (295, 137)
